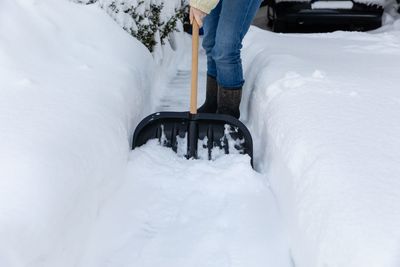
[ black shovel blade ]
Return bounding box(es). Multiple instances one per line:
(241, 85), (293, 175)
(132, 112), (253, 165)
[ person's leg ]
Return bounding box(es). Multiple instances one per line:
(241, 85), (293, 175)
(202, 0), (223, 79)
(213, 0), (262, 88)
(212, 0), (262, 118)
(197, 0), (223, 113)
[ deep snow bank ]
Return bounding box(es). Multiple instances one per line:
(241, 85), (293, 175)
(242, 27), (400, 266)
(0, 0), (152, 265)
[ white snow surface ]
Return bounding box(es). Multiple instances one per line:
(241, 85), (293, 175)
(2, 0), (400, 266)
(0, 0), (153, 265)
(76, 31), (291, 266)
(81, 142), (290, 267)
(311, 1), (354, 10)
(242, 26), (400, 267)
(0, 1), (291, 267)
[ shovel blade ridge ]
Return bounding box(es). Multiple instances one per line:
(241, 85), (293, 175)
(132, 112), (253, 165)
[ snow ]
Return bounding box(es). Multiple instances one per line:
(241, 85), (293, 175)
(79, 33), (292, 267)
(2, 0), (400, 266)
(311, 1), (354, 9)
(0, 1), (291, 266)
(97, 0), (186, 61)
(80, 142), (291, 267)
(242, 26), (400, 267)
(0, 0), (153, 265)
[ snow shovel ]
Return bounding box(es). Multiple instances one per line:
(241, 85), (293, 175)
(132, 21), (253, 165)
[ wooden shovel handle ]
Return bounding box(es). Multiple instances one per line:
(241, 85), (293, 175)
(190, 20), (200, 115)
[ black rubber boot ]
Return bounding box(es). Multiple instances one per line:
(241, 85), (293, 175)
(198, 75), (218, 113)
(217, 86), (242, 119)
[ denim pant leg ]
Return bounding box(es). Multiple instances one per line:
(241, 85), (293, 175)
(212, 0), (262, 88)
(202, 1), (223, 79)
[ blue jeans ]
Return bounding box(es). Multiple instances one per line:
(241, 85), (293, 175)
(202, 0), (262, 89)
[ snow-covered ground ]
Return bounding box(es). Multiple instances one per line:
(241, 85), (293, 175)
(242, 26), (400, 266)
(80, 143), (291, 267)
(77, 33), (291, 267)
(0, 1), (290, 267)
(0, 0), (153, 265)
(1, 0), (400, 266)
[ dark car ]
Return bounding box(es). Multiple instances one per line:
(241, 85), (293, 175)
(264, 0), (384, 32)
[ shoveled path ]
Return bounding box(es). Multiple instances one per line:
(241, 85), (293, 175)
(82, 38), (292, 267)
